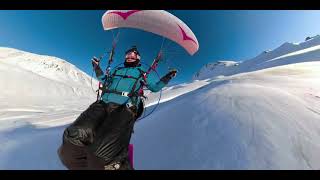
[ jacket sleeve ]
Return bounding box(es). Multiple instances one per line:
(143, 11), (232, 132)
(145, 72), (167, 92)
(94, 65), (105, 83)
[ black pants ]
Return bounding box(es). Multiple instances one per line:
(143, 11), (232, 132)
(58, 101), (137, 170)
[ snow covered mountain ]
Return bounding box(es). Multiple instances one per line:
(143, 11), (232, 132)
(193, 34), (320, 80)
(0, 47), (98, 131)
(1, 34), (320, 170)
(0, 47), (98, 105)
(193, 61), (239, 80)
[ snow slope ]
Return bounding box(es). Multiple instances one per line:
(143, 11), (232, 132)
(0, 47), (95, 87)
(0, 47), (98, 102)
(0, 47), (98, 131)
(1, 34), (320, 169)
(133, 62), (320, 169)
(193, 35), (320, 80)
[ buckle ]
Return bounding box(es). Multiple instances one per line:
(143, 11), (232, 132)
(121, 92), (129, 97)
(126, 102), (133, 108)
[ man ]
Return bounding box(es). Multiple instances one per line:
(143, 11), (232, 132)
(58, 46), (177, 170)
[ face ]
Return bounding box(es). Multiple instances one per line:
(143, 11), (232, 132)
(125, 51), (140, 63)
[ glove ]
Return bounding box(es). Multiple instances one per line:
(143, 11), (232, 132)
(91, 56), (100, 69)
(91, 56), (104, 77)
(160, 68), (178, 84)
(168, 68), (178, 78)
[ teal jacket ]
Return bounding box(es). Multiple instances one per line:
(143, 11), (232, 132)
(95, 65), (167, 107)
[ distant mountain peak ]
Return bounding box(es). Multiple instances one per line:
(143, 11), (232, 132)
(0, 47), (98, 102)
(0, 47), (95, 87)
(193, 34), (320, 81)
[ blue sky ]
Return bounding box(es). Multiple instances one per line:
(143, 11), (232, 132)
(0, 10), (320, 84)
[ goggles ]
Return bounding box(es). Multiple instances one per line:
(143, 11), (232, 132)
(125, 51), (141, 61)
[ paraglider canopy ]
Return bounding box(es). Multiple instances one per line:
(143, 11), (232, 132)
(102, 10), (199, 56)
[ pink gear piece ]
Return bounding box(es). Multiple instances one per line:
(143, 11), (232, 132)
(129, 144), (134, 168)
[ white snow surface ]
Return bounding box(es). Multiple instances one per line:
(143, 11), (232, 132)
(1, 35), (320, 169)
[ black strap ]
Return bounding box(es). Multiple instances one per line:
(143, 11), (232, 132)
(128, 68), (146, 101)
(103, 89), (134, 97)
(113, 74), (140, 80)
(100, 67), (122, 98)
(112, 67), (126, 76)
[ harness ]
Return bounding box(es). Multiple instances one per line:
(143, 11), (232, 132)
(92, 34), (163, 120)
(100, 66), (147, 108)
